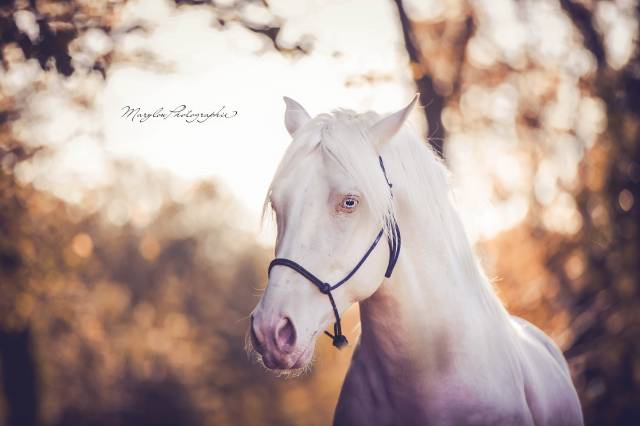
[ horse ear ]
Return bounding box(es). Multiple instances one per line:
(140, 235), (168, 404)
(369, 94), (419, 151)
(283, 96), (311, 136)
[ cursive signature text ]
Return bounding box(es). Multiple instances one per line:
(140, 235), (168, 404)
(120, 104), (238, 124)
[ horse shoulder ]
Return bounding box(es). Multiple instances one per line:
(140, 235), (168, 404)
(510, 316), (584, 426)
(511, 316), (570, 376)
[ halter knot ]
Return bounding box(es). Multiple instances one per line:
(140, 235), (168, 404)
(319, 283), (332, 294)
(332, 334), (348, 348)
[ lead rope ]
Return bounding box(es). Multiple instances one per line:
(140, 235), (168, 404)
(267, 156), (401, 349)
(322, 288), (348, 347)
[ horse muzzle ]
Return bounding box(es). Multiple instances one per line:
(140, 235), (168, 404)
(250, 313), (311, 370)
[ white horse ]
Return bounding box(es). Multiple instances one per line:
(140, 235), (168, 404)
(249, 96), (583, 425)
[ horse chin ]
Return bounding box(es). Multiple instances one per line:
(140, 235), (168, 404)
(291, 345), (314, 369)
(254, 347), (313, 378)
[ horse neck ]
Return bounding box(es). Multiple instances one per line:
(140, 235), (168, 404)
(357, 193), (512, 380)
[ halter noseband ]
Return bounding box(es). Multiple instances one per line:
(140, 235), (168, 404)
(267, 156), (401, 349)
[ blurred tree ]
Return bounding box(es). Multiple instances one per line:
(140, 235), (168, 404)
(0, 329), (39, 426)
(0, 146), (42, 426)
(394, 0), (473, 156)
(0, 1), (317, 425)
(397, 0), (639, 424)
(550, 1), (640, 423)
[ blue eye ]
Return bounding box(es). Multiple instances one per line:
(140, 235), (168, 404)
(340, 196), (359, 211)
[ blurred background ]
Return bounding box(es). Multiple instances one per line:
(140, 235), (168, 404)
(0, 0), (638, 425)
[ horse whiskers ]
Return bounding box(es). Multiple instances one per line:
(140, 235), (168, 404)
(271, 358), (315, 379)
(243, 329), (256, 360)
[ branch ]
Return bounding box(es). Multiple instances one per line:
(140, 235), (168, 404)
(559, 0), (606, 69)
(242, 22), (310, 55)
(394, 0), (445, 156)
(393, 1), (473, 158)
(394, 0), (423, 64)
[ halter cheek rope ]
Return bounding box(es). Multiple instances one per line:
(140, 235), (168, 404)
(267, 156), (401, 349)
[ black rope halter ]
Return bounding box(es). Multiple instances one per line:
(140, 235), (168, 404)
(267, 156), (401, 349)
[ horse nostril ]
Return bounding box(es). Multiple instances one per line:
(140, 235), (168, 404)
(275, 317), (296, 353)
